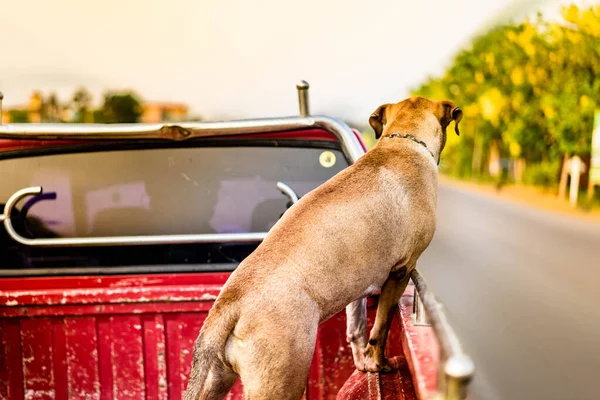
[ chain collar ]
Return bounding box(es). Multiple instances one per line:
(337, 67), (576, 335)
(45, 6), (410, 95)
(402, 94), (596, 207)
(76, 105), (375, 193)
(385, 133), (435, 161)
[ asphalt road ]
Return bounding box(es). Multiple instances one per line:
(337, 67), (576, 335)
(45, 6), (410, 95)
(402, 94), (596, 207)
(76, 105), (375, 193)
(418, 183), (600, 400)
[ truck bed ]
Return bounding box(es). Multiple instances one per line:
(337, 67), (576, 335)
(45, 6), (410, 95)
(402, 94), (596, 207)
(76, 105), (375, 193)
(0, 272), (416, 399)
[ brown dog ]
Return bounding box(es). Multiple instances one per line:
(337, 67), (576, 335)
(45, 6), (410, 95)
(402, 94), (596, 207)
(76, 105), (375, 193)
(184, 96), (462, 400)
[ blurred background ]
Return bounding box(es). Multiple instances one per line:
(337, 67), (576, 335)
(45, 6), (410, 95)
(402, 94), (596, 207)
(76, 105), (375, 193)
(2, 1), (600, 399)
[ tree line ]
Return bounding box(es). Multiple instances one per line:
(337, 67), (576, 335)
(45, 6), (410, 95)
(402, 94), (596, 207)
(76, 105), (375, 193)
(412, 4), (600, 200)
(8, 87), (143, 123)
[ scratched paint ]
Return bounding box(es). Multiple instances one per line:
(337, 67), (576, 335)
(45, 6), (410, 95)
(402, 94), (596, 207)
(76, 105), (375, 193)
(0, 273), (231, 309)
(0, 273), (429, 399)
(0, 286), (221, 307)
(111, 315), (146, 399)
(21, 319), (56, 400)
(65, 317), (101, 399)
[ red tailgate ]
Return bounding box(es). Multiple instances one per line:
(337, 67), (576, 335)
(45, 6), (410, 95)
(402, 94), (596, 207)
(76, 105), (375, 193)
(0, 273), (411, 400)
(0, 273), (239, 400)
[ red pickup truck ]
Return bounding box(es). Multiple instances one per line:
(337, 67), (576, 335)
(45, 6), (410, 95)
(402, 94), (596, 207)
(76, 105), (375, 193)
(0, 84), (473, 399)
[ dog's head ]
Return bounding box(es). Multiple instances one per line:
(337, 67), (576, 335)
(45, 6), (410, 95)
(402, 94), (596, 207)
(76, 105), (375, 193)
(369, 97), (462, 162)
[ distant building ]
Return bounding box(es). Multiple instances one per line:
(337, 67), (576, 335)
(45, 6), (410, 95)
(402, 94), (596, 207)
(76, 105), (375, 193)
(141, 102), (189, 123)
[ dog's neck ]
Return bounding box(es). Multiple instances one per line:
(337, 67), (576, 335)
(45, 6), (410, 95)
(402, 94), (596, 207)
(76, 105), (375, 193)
(377, 120), (442, 166)
(385, 133), (435, 160)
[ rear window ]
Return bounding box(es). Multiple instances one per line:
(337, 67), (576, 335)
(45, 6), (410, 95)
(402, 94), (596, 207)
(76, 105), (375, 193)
(0, 145), (349, 238)
(0, 144), (350, 272)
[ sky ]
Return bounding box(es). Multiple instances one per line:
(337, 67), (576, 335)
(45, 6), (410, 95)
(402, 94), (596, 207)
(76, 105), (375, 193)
(0, 0), (595, 124)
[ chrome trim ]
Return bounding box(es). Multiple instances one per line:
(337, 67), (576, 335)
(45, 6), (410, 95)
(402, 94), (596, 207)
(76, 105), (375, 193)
(411, 270), (474, 400)
(0, 115), (363, 163)
(277, 181), (300, 204)
(412, 284), (430, 326)
(296, 80), (310, 117)
(1, 186), (267, 248)
(0, 115), (362, 248)
(0, 263), (239, 277)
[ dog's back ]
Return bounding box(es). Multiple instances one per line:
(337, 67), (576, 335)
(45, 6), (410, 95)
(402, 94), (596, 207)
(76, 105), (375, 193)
(184, 96), (461, 400)
(184, 145), (437, 400)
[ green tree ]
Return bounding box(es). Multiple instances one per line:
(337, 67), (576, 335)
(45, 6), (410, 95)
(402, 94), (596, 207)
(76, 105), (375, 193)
(72, 87), (93, 123)
(412, 3), (600, 190)
(101, 92), (143, 123)
(542, 6), (600, 158)
(92, 109), (105, 123)
(8, 109), (29, 123)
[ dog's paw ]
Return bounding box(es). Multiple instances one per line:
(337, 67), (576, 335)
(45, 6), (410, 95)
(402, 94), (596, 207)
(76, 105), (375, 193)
(354, 345), (395, 373)
(356, 357), (394, 373)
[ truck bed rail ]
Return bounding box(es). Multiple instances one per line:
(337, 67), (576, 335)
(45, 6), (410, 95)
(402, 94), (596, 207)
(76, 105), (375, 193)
(411, 270), (474, 400)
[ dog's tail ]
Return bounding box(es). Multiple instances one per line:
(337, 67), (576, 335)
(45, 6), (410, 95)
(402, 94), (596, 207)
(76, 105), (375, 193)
(184, 302), (240, 400)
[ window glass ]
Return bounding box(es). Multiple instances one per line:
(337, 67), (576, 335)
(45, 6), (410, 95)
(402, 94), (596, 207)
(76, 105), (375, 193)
(0, 146), (349, 239)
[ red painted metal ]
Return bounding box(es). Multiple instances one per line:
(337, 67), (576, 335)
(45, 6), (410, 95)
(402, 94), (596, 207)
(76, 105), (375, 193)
(0, 273), (422, 399)
(141, 314), (168, 400)
(0, 319), (24, 400)
(227, 129), (339, 143)
(351, 128), (368, 152)
(0, 129), (340, 153)
(0, 273), (234, 399)
(20, 318), (55, 400)
(0, 139), (83, 152)
(336, 356), (417, 400)
(397, 287), (440, 400)
(96, 316), (114, 400)
(0, 283), (223, 307)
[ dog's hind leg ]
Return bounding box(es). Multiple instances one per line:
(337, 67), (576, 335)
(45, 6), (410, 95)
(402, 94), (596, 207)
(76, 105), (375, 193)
(346, 298), (368, 369)
(185, 330), (239, 400)
(185, 361), (238, 400)
(361, 266), (411, 373)
(185, 299), (241, 400)
(232, 311), (319, 400)
(238, 334), (316, 399)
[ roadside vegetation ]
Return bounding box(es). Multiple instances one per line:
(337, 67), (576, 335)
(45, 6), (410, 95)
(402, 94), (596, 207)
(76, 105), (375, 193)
(409, 4), (600, 210)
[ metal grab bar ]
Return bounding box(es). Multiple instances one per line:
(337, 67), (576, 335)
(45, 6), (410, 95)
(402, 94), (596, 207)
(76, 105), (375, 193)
(410, 270), (474, 400)
(277, 182), (300, 204)
(0, 180), (306, 248)
(0, 186), (267, 248)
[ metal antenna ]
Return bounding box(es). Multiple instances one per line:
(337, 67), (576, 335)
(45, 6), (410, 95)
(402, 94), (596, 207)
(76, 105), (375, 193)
(296, 80), (310, 117)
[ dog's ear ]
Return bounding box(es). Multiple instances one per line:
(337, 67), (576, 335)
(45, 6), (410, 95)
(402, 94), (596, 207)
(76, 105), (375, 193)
(439, 101), (463, 136)
(369, 104), (390, 139)
(452, 106), (463, 136)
